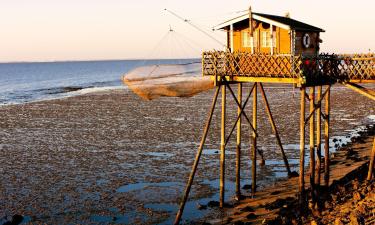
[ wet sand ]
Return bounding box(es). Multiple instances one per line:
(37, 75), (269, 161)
(0, 84), (374, 224)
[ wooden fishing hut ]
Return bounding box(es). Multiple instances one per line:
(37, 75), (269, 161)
(174, 7), (375, 225)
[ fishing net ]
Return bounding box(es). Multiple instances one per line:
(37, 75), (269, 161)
(122, 62), (214, 100)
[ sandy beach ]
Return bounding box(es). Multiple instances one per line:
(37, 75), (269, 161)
(0, 84), (374, 224)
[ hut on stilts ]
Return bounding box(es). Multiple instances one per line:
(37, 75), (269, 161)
(172, 6), (375, 225)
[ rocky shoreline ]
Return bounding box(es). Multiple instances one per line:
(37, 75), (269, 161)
(210, 124), (374, 225)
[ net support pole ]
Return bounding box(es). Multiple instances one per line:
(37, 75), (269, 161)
(236, 83), (242, 200)
(220, 83), (226, 208)
(251, 83), (257, 196)
(367, 138), (375, 180)
(259, 83), (291, 176)
(174, 87), (220, 225)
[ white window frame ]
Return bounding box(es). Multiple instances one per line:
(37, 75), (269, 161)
(261, 31), (276, 48)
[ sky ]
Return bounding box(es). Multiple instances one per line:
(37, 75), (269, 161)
(0, 0), (374, 62)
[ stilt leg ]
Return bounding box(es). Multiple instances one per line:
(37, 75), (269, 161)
(220, 84), (226, 208)
(324, 86), (331, 187)
(309, 87), (316, 202)
(316, 86), (322, 186)
(299, 88), (306, 201)
(259, 83), (291, 176)
(174, 87), (220, 225)
(367, 138), (375, 180)
(252, 83), (257, 196)
(236, 83), (242, 200)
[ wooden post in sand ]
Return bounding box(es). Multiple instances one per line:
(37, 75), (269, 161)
(252, 83), (257, 196)
(316, 86), (322, 186)
(309, 87), (316, 201)
(324, 86), (331, 187)
(367, 138), (375, 180)
(174, 87), (220, 225)
(299, 88), (306, 198)
(236, 83), (242, 199)
(220, 83), (226, 208)
(259, 83), (292, 176)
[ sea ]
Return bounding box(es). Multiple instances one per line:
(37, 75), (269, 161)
(0, 59), (197, 106)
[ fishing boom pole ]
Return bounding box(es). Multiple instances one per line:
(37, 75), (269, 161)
(164, 8), (226, 48)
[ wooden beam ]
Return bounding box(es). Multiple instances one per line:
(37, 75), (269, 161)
(212, 76), (301, 84)
(220, 84), (226, 208)
(367, 138), (375, 180)
(309, 87), (316, 202)
(174, 87), (220, 225)
(324, 86), (331, 187)
(299, 87), (306, 199)
(316, 86), (322, 186)
(236, 83), (242, 199)
(252, 83), (258, 196)
(342, 82), (375, 101)
(259, 83), (292, 175)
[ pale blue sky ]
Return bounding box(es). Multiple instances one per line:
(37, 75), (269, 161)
(0, 0), (374, 62)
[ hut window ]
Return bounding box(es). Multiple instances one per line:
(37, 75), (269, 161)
(242, 31), (258, 48)
(242, 31), (251, 47)
(261, 31), (276, 47)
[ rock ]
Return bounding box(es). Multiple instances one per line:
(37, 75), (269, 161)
(197, 203), (207, 210)
(334, 218), (344, 225)
(242, 184), (252, 190)
(246, 213), (257, 219)
(356, 204), (367, 215)
(353, 192), (362, 201)
(349, 212), (363, 225)
(240, 206), (255, 212)
(288, 171), (299, 178)
(233, 221), (244, 225)
(324, 201), (332, 209)
(207, 200), (220, 208)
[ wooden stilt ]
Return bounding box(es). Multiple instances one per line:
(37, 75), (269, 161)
(252, 83), (257, 196)
(316, 86), (322, 186)
(299, 87), (306, 199)
(309, 87), (316, 201)
(367, 138), (375, 180)
(259, 83), (292, 175)
(220, 83), (226, 208)
(324, 86), (331, 187)
(174, 87), (220, 225)
(236, 83), (242, 199)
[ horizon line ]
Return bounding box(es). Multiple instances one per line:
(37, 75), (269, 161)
(0, 57), (201, 64)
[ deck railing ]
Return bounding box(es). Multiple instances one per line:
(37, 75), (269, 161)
(202, 51), (375, 85)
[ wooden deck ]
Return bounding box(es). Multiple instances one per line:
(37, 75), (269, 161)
(202, 51), (375, 87)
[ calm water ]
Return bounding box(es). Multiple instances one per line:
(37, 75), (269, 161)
(0, 59), (197, 105)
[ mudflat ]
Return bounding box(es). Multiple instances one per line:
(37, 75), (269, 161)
(0, 84), (374, 224)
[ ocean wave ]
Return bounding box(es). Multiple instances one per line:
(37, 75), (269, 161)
(0, 86), (126, 107)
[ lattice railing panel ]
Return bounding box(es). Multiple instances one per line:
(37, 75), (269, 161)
(202, 51), (375, 84)
(202, 51), (302, 79)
